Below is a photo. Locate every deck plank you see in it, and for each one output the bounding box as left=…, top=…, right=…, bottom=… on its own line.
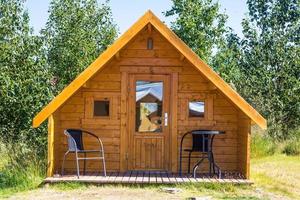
left=136, top=171, right=144, bottom=183
left=129, top=171, right=137, bottom=183
left=142, top=171, right=149, bottom=183
left=115, top=172, right=124, bottom=183
left=174, top=173, right=184, bottom=183
left=149, top=172, right=156, bottom=183
left=167, top=172, right=177, bottom=184
left=107, top=172, right=117, bottom=183
left=156, top=172, right=163, bottom=184
left=44, top=171, right=252, bottom=185
left=122, top=171, right=132, bottom=183
left=161, top=172, right=169, bottom=184
left=181, top=174, right=191, bottom=183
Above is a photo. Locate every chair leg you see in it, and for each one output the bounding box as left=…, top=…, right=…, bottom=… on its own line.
left=75, top=151, right=80, bottom=179
left=101, top=151, right=106, bottom=177
left=193, top=158, right=205, bottom=178
left=188, top=151, right=192, bottom=174
left=83, top=152, right=86, bottom=175
left=61, top=151, right=69, bottom=176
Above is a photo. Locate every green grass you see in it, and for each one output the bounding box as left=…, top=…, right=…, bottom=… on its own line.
left=1, top=135, right=299, bottom=199
left=0, top=163, right=44, bottom=198
left=251, top=154, right=300, bottom=199
left=2, top=156, right=299, bottom=199
left=49, top=182, right=88, bottom=191
left=0, top=143, right=45, bottom=198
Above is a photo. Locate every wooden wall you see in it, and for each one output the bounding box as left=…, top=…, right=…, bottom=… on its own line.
left=177, top=60, right=239, bottom=173
left=237, top=112, right=251, bottom=178
left=51, top=25, right=250, bottom=177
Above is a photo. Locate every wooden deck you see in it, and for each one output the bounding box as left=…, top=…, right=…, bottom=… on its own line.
left=44, top=171, right=253, bottom=185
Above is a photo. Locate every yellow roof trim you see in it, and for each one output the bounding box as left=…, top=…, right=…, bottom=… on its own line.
left=33, top=10, right=267, bottom=129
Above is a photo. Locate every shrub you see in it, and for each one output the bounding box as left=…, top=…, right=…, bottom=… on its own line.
left=251, top=134, right=277, bottom=158
left=282, top=139, right=300, bottom=156
left=0, top=141, right=45, bottom=196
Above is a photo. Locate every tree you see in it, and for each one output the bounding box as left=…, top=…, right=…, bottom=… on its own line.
left=239, top=0, right=300, bottom=139
left=43, top=0, right=118, bottom=92
left=164, top=0, right=228, bottom=62
left=211, top=30, right=242, bottom=87
left=0, top=0, right=53, bottom=156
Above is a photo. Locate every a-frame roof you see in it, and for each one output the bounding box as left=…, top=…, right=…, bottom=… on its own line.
left=33, top=10, right=267, bottom=129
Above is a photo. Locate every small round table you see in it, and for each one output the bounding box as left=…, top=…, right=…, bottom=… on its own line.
left=179, top=130, right=225, bottom=178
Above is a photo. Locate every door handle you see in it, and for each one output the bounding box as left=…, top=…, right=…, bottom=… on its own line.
left=164, top=112, right=168, bottom=126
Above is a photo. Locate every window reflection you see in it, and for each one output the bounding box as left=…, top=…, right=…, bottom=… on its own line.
left=94, top=100, right=109, bottom=117
left=189, top=101, right=205, bottom=118
left=136, top=81, right=163, bottom=132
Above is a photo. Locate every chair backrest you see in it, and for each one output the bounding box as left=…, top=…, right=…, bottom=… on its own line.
left=65, top=129, right=84, bottom=151
left=191, top=130, right=209, bottom=152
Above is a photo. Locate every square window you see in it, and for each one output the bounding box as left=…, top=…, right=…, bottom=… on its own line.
left=189, top=101, right=205, bottom=118
left=94, top=100, right=109, bottom=117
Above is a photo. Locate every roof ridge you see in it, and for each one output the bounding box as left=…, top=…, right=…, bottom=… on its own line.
left=33, top=10, right=267, bottom=129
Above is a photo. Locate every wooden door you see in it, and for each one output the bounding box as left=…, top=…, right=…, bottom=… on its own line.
left=128, top=74, right=170, bottom=170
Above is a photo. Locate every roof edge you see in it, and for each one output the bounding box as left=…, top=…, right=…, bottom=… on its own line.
left=32, top=10, right=153, bottom=127
left=33, top=10, right=267, bottom=130
left=148, top=13, right=267, bottom=129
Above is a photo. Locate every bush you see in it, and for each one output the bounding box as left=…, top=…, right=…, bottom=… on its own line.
left=0, top=142, right=45, bottom=196
left=251, top=134, right=277, bottom=158
left=282, top=139, right=300, bottom=156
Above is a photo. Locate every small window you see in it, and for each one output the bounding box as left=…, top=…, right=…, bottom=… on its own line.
left=147, top=37, right=153, bottom=49
left=94, top=100, right=109, bottom=117
left=189, top=101, right=205, bottom=118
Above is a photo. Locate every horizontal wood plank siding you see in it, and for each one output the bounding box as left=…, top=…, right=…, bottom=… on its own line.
left=51, top=26, right=248, bottom=177
left=177, top=60, right=238, bottom=173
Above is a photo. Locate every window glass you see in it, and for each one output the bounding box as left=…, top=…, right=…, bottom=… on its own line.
left=136, top=81, right=163, bottom=132
left=147, top=37, right=153, bottom=49
left=189, top=101, right=205, bottom=118
left=94, top=100, right=109, bottom=117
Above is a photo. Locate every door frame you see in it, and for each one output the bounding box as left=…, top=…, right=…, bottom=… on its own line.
left=120, top=71, right=178, bottom=173
left=127, top=74, right=170, bottom=171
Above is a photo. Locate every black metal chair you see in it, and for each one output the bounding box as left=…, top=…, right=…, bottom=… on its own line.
left=179, top=130, right=224, bottom=178
left=61, top=129, right=106, bottom=178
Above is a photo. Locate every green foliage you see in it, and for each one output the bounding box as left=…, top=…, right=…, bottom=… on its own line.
left=251, top=134, right=277, bottom=158
left=282, top=138, right=300, bottom=155
left=0, top=0, right=52, bottom=155
left=0, top=142, right=44, bottom=197
left=0, top=0, right=118, bottom=194
left=211, top=31, right=242, bottom=85
left=43, top=0, right=117, bottom=92
left=238, top=0, right=300, bottom=139
left=0, top=159, right=44, bottom=192
left=251, top=131, right=300, bottom=157
left=166, top=0, right=300, bottom=140
left=164, top=0, right=228, bottom=62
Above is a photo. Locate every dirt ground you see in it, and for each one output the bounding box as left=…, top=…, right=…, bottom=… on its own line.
left=7, top=186, right=184, bottom=200
left=5, top=184, right=292, bottom=200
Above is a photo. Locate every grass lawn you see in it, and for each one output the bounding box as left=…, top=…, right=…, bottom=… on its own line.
left=251, top=154, right=300, bottom=199
left=1, top=154, right=299, bottom=200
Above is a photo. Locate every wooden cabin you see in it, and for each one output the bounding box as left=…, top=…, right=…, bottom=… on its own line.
left=33, top=10, right=266, bottom=180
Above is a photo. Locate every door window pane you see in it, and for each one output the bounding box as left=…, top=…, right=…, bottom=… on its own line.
left=136, top=81, right=163, bottom=132
left=189, top=101, right=205, bottom=118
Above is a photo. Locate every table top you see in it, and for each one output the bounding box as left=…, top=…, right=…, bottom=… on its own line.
left=190, top=130, right=225, bottom=135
